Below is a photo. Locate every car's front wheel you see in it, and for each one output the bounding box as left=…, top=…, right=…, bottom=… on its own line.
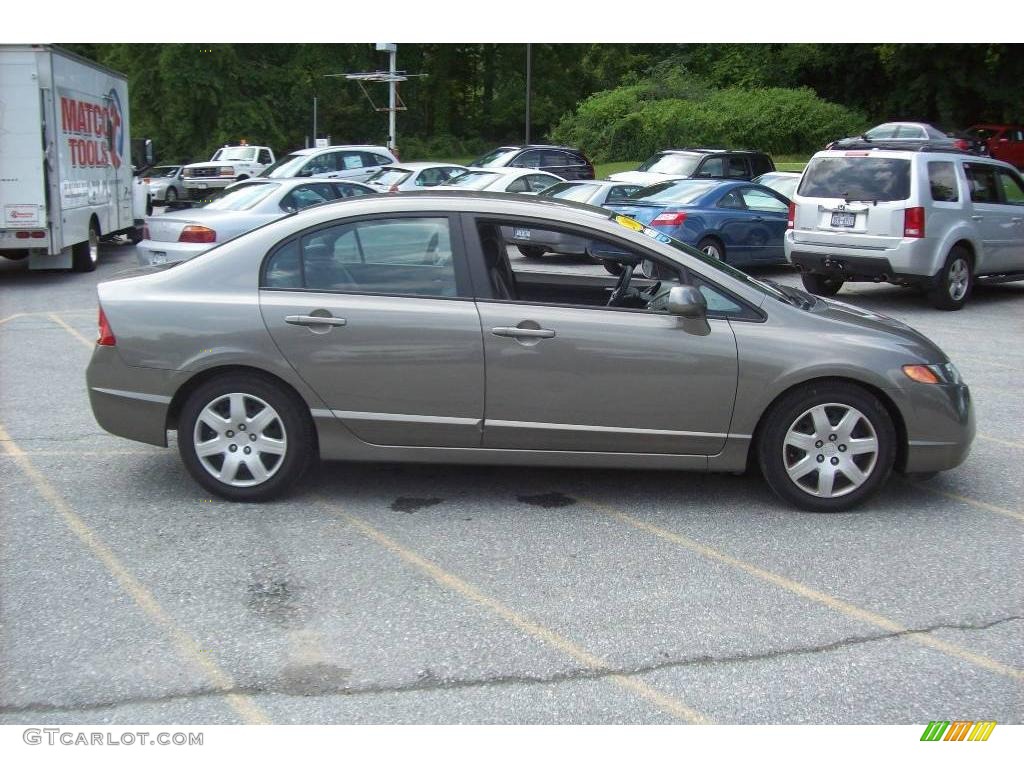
left=178, top=374, right=315, bottom=501
left=165, top=187, right=178, bottom=203
left=758, top=381, right=896, bottom=512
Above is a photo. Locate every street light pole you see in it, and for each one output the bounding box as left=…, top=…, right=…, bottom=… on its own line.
left=525, top=43, right=532, bottom=145
left=313, top=95, right=317, bottom=144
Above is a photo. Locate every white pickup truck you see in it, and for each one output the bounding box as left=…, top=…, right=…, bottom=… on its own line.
left=181, top=145, right=275, bottom=198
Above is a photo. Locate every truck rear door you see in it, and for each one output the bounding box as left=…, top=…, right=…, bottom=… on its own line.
left=0, top=50, right=48, bottom=244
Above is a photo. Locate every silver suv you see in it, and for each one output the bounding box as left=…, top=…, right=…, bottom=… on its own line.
left=785, top=145, right=1024, bottom=309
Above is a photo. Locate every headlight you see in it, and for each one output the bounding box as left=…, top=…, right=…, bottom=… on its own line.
left=902, top=363, right=963, bottom=385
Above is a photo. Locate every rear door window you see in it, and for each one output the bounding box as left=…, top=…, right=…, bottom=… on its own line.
left=696, top=157, right=725, bottom=178
left=798, top=157, right=911, bottom=201
left=340, top=153, right=366, bottom=170
left=996, top=169, right=1024, bottom=204
left=964, top=164, right=1001, bottom=203
left=511, top=150, right=543, bottom=169
left=279, top=183, right=336, bottom=212
left=726, top=157, right=748, bottom=178
left=927, top=162, right=959, bottom=202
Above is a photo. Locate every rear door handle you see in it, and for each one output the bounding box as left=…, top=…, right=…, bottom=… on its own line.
left=491, top=326, right=556, bottom=339
left=285, top=315, right=347, bottom=327
left=751, top=216, right=766, bottom=222
left=1012, top=217, right=1023, bottom=223
left=971, top=215, right=984, bottom=221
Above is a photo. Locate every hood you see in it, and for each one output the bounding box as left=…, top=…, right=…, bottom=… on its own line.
left=812, top=295, right=947, bottom=361
left=606, top=170, right=686, bottom=186
left=185, top=161, right=237, bottom=170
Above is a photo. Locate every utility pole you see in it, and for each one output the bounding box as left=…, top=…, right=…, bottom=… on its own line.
left=375, top=43, right=399, bottom=153
left=312, top=95, right=318, bottom=144
left=525, top=43, right=532, bottom=145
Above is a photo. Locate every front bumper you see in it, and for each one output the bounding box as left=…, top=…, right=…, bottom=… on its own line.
left=900, top=382, right=975, bottom=473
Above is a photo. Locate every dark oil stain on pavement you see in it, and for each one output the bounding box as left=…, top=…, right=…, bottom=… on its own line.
left=391, top=497, right=443, bottom=513
left=247, top=570, right=301, bottom=627
left=517, top=492, right=576, bottom=508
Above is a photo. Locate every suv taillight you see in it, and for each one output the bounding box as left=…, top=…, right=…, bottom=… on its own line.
left=179, top=225, right=216, bottom=243
left=97, top=307, right=116, bottom=346
left=953, top=138, right=970, bottom=151
left=904, top=207, right=925, bottom=238
left=787, top=201, right=796, bottom=230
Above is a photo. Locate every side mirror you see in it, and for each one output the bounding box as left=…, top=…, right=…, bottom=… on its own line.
left=667, top=285, right=707, bottom=318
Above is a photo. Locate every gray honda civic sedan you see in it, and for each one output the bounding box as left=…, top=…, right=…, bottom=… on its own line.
left=86, top=193, right=974, bottom=511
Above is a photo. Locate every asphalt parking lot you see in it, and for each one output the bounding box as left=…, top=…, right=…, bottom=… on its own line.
left=0, top=239, right=1021, bottom=725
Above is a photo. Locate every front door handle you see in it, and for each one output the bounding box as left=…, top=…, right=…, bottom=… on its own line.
left=751, top=216, right=765, bottom=222
left=971, top=215, right=984, bottom=221
left=491, top=326, right=556, bottom=339
left=285, top=314, right=347, bottom=327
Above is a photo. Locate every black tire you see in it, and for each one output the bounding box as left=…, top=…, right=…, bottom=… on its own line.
left=165, top=187, right=178, bottom=203
left=177, top=373, right=315, bottom=502
left=71, top=220, right=99, bottom=273
left=517, top=245, right=546, bottom=258
left=800, top=272, right=844, bottom=297
left=128, top=227, right=144, bottom=245
left=3, top=251, right=28, bottom=261
left=757, top=380, right=896, bottom=512
left=697, top=237, right=726, bottom=262
left=927, top=245, right=973, bottom=311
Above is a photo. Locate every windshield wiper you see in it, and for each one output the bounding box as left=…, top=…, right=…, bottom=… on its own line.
left=761, top=279, right=814, bottom=309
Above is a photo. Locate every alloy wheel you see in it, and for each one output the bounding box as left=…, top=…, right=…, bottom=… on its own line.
left=782, top=403, right=879, bottom=498
left=947, top=257, right=970, bottom=301
left=192, top=393, right=288, bottom=487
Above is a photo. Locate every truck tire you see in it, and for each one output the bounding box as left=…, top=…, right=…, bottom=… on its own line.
left=72, top=221, right=100, bottom=273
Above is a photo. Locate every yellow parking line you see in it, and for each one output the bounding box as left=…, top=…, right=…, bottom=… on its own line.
left=47, top=312, right=93, bottom=349
left=583, top=498, right=1023, bottom=682
left=333, top=506, right=710, bottom=724
left=0, top=423, right=269, bottom=724
left=912, top=483, right=1024, bottom=524
left=977, top=433, right=1024, bottom=451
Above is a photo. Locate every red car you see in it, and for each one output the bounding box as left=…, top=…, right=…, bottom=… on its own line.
left=965, top=124, right=1024, bottom=168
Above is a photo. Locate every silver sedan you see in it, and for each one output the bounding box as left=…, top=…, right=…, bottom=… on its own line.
left=142, top=165, right=187, bottom=203
left=431, top=167, right=563, bottom=194
left=89, top=193, right=974, bottom=511
left=136, top=178, right=376, bottom=266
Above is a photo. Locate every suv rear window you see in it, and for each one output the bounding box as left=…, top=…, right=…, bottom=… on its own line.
left=798, top=157, right=911, bottom=202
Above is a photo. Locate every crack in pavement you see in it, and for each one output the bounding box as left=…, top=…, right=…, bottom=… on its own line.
left=2, top=615, right=1019, bottom=717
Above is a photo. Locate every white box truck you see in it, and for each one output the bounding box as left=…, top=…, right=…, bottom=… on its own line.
left=0, top=45, right=145, bottom=272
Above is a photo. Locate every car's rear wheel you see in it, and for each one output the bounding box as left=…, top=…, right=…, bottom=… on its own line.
left=758, top=381, right=896, bottom=512
left=697, top=237, right=725, bottom=262
left=517, top=245, right=546, bottom=258
left=72, top=220, right=99, bottom=272
left=178, top=374, right=315, bottom=501
left=800, top=272, right=844, bottom=297
left=927, top=245, right=972, bottom=311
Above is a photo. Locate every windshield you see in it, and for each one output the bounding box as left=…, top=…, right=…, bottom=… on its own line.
left=445, top=171, right=499, bottom=189
left=629, top=180, right=719, bottom=204
left=368, top=168, right=413, bottom=186
left=472, top=148, right=519, bottom=167
left=636, top=152, right=702, bottom=176
left=798, top=157, right=911, bottom=202
left=202, top=182, right=279, bottom=211
left=609, top=213, right=792, bottom=305
left=213, top=147, right=258, bottom=162
left=259, top=153, right=309, bottom=178
left=541, top=183, right=601, bottom=202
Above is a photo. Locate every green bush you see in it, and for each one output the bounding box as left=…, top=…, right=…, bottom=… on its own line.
left=398, top=133, right=493, bottom=162
left=552, top=77, right=868, bottom=162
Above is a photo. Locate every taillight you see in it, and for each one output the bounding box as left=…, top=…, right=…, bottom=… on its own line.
left=954, top=138, right=969, bottom=151
left=14, top=230, right=45, bottom=239
left=178, top=225, right=216, bottom=243
left=651, top=211, right=687, bottom=227
left=142, top=223, right=150, bottom=240
left=787, top=201, right=796, bottom=229
left=904, top=207, right=925, bottom=238
left=97, top=307, right=116, bottom=346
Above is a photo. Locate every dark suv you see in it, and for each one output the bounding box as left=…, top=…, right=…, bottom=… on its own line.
left=470, top=145, right=596, bottom=180
left=608, top=149, right=775, bottom=187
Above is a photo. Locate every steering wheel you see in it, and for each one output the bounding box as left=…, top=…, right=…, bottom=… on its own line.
left=606, top=264, right=634, bottom=306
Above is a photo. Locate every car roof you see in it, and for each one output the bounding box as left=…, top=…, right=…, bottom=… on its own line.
left=659, top=148, right=764, bottom=156
left=550, top=179, right=634, bottom=187
left=381, top=162, right=466, bottom=171
left=755, top=171, right=801, bottom=178
left=285, top=145, right=393, bottom=157
left=230, top=177, right=376, bottom=189
left=490, top=144, right=583, bottom=152
left=811, top=147, right=1018, bottom=168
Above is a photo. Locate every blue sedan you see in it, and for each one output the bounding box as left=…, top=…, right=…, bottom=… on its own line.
left=605, top=179, right=791, bottom=266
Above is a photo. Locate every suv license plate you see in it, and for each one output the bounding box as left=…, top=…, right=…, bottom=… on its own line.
left=831, top=212, right=856, bottom=227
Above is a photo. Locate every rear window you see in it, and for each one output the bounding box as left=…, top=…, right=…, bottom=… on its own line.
left=798, top=157, right=911, bottom=202
left=543, top=183, right=601, bottom=202
left=369, top=168, right=412, bottom=186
